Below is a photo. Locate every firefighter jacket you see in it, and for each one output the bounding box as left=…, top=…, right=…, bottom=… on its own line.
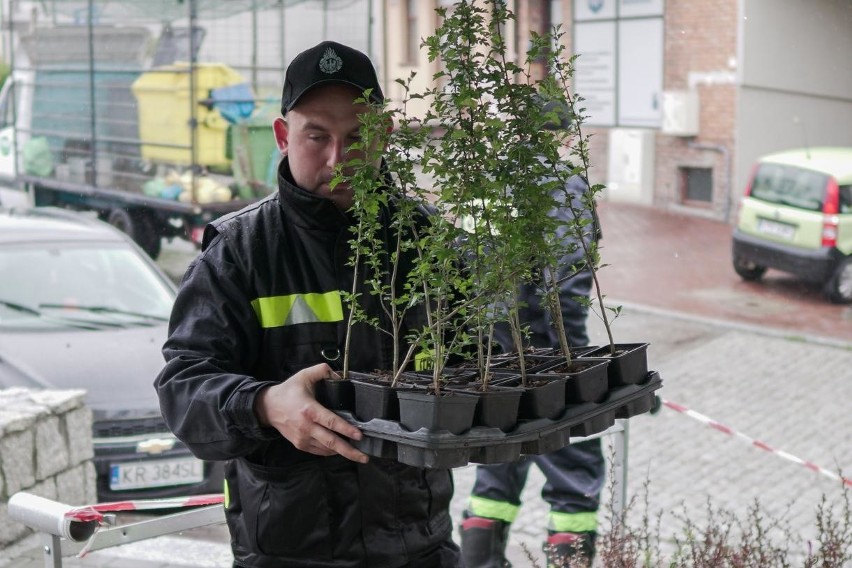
left=155, top=159, right=455, bottom=568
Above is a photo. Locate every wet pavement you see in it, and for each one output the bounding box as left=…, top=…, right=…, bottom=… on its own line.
left=595, top=201, right=852, bottom=345
left=3, top=201, right=850, bottom=567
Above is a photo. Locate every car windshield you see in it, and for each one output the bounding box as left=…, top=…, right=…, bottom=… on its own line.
left=749, top=163, right=829, bottom=212
left=0, top=241, right=174, bottom=330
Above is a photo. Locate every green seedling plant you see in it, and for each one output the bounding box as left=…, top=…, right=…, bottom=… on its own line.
left=336, top=89, right=385, bottom=381
left=544, top=32, right=622, bottom=356
left=339, top=81, right=475, bottom=394
left=420, top=0, right=570, bottom=387
left=420, top=0, right=520, bottom=387
left=420, top=0, right=609, bottom=381
left=520, top=37, right=615, bottom=365
left=337, top=84, right=433, bottom=385
left=339, top=0, right=621, bottom=395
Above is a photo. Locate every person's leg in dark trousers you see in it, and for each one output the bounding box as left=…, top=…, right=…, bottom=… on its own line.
left=534, top=441, right=604, bottom=532
left=536, top=268, right=602, bottom=564
left=464, top=264, right=601, bottom=566
left=461, top=460, right=534, bottom=567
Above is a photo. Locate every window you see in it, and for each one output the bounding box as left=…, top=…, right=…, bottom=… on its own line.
left=750, top=163, right=827, bottom=212
left=573, top=1, right=664, bottom=127
left=680, top=167, right=713, bottom=204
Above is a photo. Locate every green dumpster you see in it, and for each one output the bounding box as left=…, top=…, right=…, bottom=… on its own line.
left=227, top=102, right=280, bottom=199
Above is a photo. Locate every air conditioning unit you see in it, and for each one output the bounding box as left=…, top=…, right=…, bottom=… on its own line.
left=662, top=90, right=699, bottom=137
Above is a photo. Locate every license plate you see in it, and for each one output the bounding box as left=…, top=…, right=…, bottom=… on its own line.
left=756, top=218, right=795, bottom=240
left=110, top=457, right=204, bottom=491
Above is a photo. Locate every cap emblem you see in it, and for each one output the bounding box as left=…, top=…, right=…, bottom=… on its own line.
left=319, top=47, right=343, bottom=74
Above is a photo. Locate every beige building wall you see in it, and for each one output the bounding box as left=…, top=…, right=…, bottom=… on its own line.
left=383, top=0, right=440, bottom=117
left=735, top=0, right=852, bottom=199
left=382, top=0, right=520, bottom=118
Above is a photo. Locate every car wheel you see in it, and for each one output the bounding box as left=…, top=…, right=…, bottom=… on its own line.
left=106, top=208, right=162, bottom=260
left=136, top=214, right=163, bottom=260
left=824, top=257, right=852, bottom=304
left=732, top=255, right=766, bottom=281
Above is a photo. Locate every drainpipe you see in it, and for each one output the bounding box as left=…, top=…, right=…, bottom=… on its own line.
left=687, top=140, right=733, bottom=223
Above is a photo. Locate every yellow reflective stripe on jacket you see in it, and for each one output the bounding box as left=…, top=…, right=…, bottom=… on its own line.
left=250, top=291, right=344, bottom=328
left=469, top=496, right=520, bottom=523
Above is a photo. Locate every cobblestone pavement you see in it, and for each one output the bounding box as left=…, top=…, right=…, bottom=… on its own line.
left=4, top=201, right=850, bottom=567
left=496, top=309, right=851, bottom=566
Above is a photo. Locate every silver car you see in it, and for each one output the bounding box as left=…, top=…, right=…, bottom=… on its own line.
left=0, top=206, right=223, bottom=502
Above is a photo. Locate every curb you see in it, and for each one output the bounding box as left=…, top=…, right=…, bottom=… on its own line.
left=609, top=298, right=852, bottom=350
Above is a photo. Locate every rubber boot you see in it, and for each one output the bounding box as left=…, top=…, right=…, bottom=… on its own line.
left=459, top=516, right=512, bottom=568
left=542, top=532, right=596, bottom=568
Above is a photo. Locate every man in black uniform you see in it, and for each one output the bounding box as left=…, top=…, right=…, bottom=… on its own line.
left=155, top=41, right=461, bottom=568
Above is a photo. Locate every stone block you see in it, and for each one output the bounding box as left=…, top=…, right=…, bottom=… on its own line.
left=29, top=389, right=87, bottom=415
left=35, top=416, right=70, bottom=481
left=0, top=501, right=31, bottom=548
left=55, top=464, right=91, bottom=506
left=82, top=461, right=97, bottom=504
left=0, top=430, right=35, bottom=496
left=0, top=408, right=38, bottom=437
left=29, top=477, right=58, bottom=501
left=64, top=407, right=94, bottom=465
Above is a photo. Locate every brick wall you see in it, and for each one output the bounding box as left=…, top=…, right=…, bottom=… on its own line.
left=0, top=388, right=96, bottom=548
left=657, top=0, right=738, bottom=218
left=518, top=0, right=740, bottom=219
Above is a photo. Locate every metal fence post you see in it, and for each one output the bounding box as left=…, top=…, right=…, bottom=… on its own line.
left=608, top=419, right=629, bottom=520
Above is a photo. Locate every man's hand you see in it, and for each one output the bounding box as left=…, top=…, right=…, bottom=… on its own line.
left=255, top=363, right=368, bottom=464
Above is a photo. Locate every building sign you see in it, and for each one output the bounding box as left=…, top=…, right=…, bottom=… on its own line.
left=574, top=0, right=616, bottom=21
left=574, top=21, right=616, bottom=126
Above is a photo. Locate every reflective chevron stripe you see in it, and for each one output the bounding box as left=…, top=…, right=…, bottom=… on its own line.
left=549, top=510, right=598, bottom=533
left=251, top=291, right=344, bottom=328
left=469, top=496, right=519, bottom=523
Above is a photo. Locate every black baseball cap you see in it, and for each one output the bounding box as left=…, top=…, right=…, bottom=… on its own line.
left=281, top=41, right=384, bottom=115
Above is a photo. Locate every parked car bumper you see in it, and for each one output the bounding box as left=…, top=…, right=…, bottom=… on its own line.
left=92, top=416, right=224, bottom=503
left=732, top=229, right=838, bottom=282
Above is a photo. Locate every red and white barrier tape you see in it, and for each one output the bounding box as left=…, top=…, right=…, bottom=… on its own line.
left=62, top=493, right=224, bottom=558
left=662, top=399, right=851, bottom=488
left=65, top=493, right=224, bottom=523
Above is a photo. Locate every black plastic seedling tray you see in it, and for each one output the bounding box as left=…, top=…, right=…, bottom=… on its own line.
left=341, top=371, right=663, bottom=468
